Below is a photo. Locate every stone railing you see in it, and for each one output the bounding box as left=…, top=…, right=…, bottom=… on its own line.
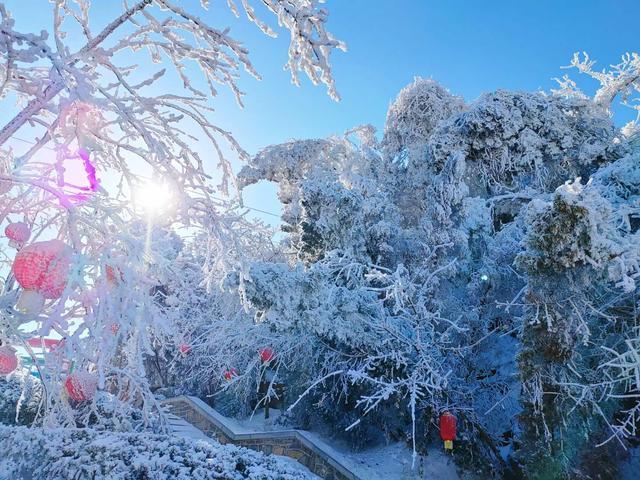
left=162, top=395, right=362, bottom=480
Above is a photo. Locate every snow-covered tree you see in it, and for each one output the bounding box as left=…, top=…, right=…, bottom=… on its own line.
left=0, top=0, right=344, bottom=429
left=184, top=53, right=640, bottom=478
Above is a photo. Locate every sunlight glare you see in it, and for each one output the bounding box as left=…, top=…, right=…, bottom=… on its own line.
left=135, top=181, right=174, bottom=216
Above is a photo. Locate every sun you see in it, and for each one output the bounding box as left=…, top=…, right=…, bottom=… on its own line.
left=135, top=181, right=175, bottom=216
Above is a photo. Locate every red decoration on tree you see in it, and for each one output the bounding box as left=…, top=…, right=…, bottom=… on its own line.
left=65, top=372, right=97, bottom=402
left=5, top=222, right=31, bottom=249
left=179, top=343, right=191, bottom=355
left=259, top=347, right=275, bottom=363
left=439, top=411, right=457, bottom=451
left=110, top=323, right=120, bottom=334
left=26, top=338, right=61, bottom=350
left=0, top=345, right=18, bottom=375
left=12, top=239, right=72, bottom=314
left=223, top=368, right=238, bottom=381
left=105, top=264, right=124, bottom=286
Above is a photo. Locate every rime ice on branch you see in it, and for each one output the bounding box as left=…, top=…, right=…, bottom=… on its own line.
left=0, top=0, right=343, bottom=428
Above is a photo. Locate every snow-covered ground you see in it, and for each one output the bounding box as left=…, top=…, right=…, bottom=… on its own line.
left=215, top=408, right=460, bottom=480
left=338, top=442, right=460, bottom=480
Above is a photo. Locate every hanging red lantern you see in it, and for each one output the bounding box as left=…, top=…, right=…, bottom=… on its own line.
left=223, top=368, right=238, bottom=381
left=439, top=411, right=457, bottom=451
left=259, top=347, right=275, bottom=364
left=0, top=345, right=18, bottom=375
left=179, top=343, right=191, bottom=355
left=5, top=222, right=31, bottom=249
left=65, top=372, right=97, bottom=402
left=12, top=239, right=72, bottom=314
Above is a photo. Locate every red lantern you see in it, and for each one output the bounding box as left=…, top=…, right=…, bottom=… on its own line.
left=439, top=411, right=457, bottom=450
left=259, top=347, right=275, bottom=364
left=179, top=343, right=191, bottom=355
left=223, top=368, right=238, bottom=381
left=5, top=222, right=31, bottom=249
left=12, top=239, right=72, bottom=314
left=0, top=346, right=18, bottom=375
left=65, top=372, right=97, bottom=402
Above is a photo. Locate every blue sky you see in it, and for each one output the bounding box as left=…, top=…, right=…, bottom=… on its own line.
left=221, top=0, right=639, bottom=221
left=5, top=0, right=640, bottom=223
left=212, top=0, right=639, bottom=144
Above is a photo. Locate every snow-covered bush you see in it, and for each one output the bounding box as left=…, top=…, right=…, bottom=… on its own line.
left=0, top=425, right=312, bottom=479
left=0, top=369, right=42, bottom=426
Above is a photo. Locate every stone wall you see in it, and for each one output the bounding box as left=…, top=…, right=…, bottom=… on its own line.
left=163, top=396, right=360, bottom=480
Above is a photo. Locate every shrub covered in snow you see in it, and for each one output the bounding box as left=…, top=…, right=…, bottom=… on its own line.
left=0, top=425, right=312, bottom=480
left=0, top=370, right=42, bottom=426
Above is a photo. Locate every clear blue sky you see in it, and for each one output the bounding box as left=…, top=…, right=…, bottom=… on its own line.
left=5, top=0, right=640, bottom=223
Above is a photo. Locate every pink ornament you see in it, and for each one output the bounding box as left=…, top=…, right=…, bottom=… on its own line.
left=0, top=346, right=18, bottom=375
left=12, top=239, right=72, bottom=314
left=110, top=323, right=120, bottom=334
left=65, top=372, right=97, bottom=402
left=179, top=343, right=191, bottom=355
left=259, top=347, right=275, bottom=364
left=56, top=147, right=99, bottom=205
left=5, top=222, right=31, bottom=249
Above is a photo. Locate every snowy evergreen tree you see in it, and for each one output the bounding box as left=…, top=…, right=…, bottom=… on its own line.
left=200, top=53, right=640, bottom=478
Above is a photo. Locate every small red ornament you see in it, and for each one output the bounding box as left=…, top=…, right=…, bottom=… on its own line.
left=179, top=343, right=191, bottom=355
left=439, top=411, right=457, bottom=451
left=0, top=346, right=18, bottom=375
left=259, top=347, right=275, bottom=364
left=223, top=368, right=238, bottom=381
left=65, top=372, right=97, bottom=402
left=105, top=264, right=124, bottom=285
left=5, top=222, right=31, bottom=249
left=12, top=239, right=72, bottom=314
left=110, top=323, right=120, bottom=334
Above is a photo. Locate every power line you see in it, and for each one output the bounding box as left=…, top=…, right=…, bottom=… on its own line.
left=10, top=135, right=56, bottom=151
left=5, top=134, right=282, bottom=219
left=230, top=201, right=281, bottom=218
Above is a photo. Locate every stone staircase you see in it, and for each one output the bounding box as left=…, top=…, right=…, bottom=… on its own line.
left=162, top=395, right=362, bottom=480
left=165, top=411, right=213, bottom=442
